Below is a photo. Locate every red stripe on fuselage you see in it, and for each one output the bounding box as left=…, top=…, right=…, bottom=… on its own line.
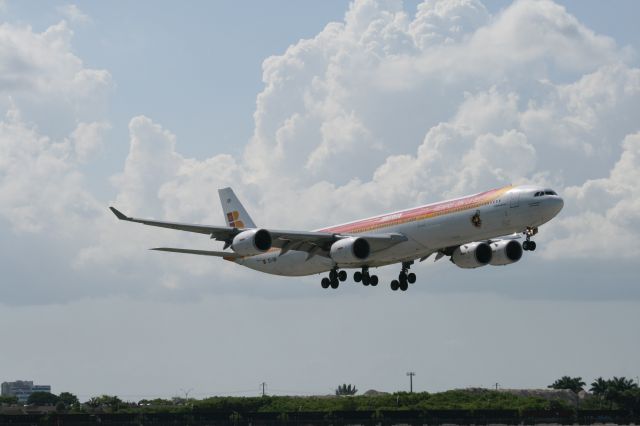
left=319, top=186, right=512, bottom=235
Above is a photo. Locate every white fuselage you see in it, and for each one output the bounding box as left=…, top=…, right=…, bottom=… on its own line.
left=234, top=185, right=563, bottom=276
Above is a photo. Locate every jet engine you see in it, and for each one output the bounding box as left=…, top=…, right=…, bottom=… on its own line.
left=330, top=237, right=370, bottom=264
left=231, top=229, right=272, bottom=256
left=450, top=242, right=492, bottom=269
left=489, top=239, right=523, bottom=265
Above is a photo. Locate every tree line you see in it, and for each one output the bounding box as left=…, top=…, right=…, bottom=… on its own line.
left=1, top=376, right=638, bottom=414
left=548, top=376, right=639, bottom=410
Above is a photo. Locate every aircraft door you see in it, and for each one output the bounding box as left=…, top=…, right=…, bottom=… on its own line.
left=509, top=192, right=520, bottom=208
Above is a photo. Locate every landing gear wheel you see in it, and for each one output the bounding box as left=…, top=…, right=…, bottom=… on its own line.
left=370, top=275, right=378, bottom=286
left=330, top=279, right=339, bottom=289
left=529, top=241, right=537, bottom=251
left=329, top=269, right=337, bottom=281
left=399, top=280, right=408, bottom=291
left=353, top=271, right=362, bottom=282
left=390, top=280, right=399, bottom=291
left=362, top=274, right=370, bottom=286
left=407, top=273, right=416, bottom=284
left=321, top=278, right=330, bottom=289
left=338, top=270, right=347, bottom=282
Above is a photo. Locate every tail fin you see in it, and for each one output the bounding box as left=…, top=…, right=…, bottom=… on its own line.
left=218, top=187, right=256, bottom=229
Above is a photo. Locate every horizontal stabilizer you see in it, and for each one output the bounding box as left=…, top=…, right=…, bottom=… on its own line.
left=151, top=247, right=241, bottom=259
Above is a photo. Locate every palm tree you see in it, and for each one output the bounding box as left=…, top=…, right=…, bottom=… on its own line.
left=590, top=377, right=609, bottom=408
left=548, top=376, right=586, bottom=393
left=335, top=384, right=358, bottom=396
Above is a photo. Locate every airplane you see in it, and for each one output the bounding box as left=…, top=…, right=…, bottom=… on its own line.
left=110, top=184, right=563, bottom=292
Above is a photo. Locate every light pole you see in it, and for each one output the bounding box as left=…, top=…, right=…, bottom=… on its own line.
left=180, top=388, right=193, bottom=402
left=406, top=372, right=416, bottom=393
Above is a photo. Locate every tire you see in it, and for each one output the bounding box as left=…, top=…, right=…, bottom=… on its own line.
left=338, top=270, right=347, bottom=282
left=399, top=273, right=407, bottom=286
left=329, top=270, right=337, bottom=281
left=407, top=273, right=416, bottom=284
left=530, top=241, right=537, bottom=251
left=321, top=278, right=330, bottom=289
left=362, top=274, right=370, bottom=286
left=390, top=280, right=399, bottom=291
left=370, top=275, right=379, bottom=286
left=523, top=241, right=530, bottom=251
left=400, top=280, right=408, bottom=291
left=353, top=271, right=362, bottom=282
left=330, top=279, right=339, bottom=289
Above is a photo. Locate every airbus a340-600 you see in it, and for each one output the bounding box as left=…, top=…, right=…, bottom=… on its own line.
left=110, top=185, right=563, bottom=292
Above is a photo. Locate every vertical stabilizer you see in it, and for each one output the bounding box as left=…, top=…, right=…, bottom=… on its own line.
left=218, top=188, right=256, bottom=229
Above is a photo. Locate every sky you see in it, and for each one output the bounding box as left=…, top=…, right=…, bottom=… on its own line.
left=1, top=0, right=639, bottom=401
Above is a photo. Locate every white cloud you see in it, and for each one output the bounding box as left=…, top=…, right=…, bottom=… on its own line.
left=1, top=0, right=639, bottom=306
left=0, top=106, right=101, bottom=233
left=58, top=4, right=91, bottom=24
left=544, top=132, right=640, bottom=259
left=71, top=121, right=110, bottom=162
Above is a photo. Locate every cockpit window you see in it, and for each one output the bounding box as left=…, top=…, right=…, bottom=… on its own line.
left=534, top=192, right=543, bottom=197
left=544, top=190, right=557, bottom=195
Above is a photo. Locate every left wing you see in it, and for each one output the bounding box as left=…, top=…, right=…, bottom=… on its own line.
left=110, top=207, right=407, bottom=258
left=109, top=207, right=238, bottom=243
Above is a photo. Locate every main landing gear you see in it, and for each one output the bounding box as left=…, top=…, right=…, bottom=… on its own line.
left=353, top=267, right=379, bottom=286
left=321, top=267, right=347, bottom=289
left=523, top=227, right=538, bottom=251
left=390, top=261, right=416, bottom=292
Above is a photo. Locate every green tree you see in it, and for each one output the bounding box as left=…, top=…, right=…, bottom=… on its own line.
left=335, top=384, right=358, bottom=396
left=97, top=395, right=124, bottom=411
left=27, top=391, right=59, bottom=406
left=0, top=395, right=19, bottom=405
left=58, top=392, right=80, bottom=408
left=590, top=377, right=609, bottom=408
left=548, top=376, right=586, bottom=393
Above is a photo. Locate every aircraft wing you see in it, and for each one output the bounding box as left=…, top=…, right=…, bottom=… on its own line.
left=110, top=207, right=407, bottom=257
left=109, top=207, right=238, bottom=242
left=151, top=248, right=242, bottom=259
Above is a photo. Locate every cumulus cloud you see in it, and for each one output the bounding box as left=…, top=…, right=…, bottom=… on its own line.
left=1, top=0, right=639, bottom=305
left=58, top=4, right=91, bottom=24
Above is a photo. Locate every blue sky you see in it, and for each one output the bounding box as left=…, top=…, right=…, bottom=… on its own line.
left=1, top=0, right=639, bottom=400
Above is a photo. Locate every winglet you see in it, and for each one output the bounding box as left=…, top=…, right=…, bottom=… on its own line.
left=109, top=206, right=130, bottom=221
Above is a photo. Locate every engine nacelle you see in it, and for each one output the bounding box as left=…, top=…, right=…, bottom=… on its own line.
left=451, top=242, right=492, bottom=269
left=231, top=229, right=272, bottom=256
left=330, top=237, right=370, bottom=265
left=489, top=239, right=523, bottom=265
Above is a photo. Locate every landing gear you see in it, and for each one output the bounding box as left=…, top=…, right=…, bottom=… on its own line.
left=523, top=227, right=538, bottom=251
left=391, top=261, right=415, bottom=291
left=354, top=267, right=379, bottom=287
left=321, top=267, right=345, bottom=289
left=321, top=268, right=352, bottom=289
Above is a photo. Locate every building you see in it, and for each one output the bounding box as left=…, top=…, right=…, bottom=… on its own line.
left=1, top=381, right=52, bottom=404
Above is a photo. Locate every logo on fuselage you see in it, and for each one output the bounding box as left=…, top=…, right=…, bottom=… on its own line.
left=471, top=210, right=482, bottom=228
left=227, top=211, right=245, bottom=228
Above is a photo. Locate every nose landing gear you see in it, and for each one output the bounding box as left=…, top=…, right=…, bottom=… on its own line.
left=523, top=227, right=538, bottom=251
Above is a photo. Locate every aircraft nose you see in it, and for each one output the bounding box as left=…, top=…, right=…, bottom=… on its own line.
left=551, top=196, right=564, bottom=216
